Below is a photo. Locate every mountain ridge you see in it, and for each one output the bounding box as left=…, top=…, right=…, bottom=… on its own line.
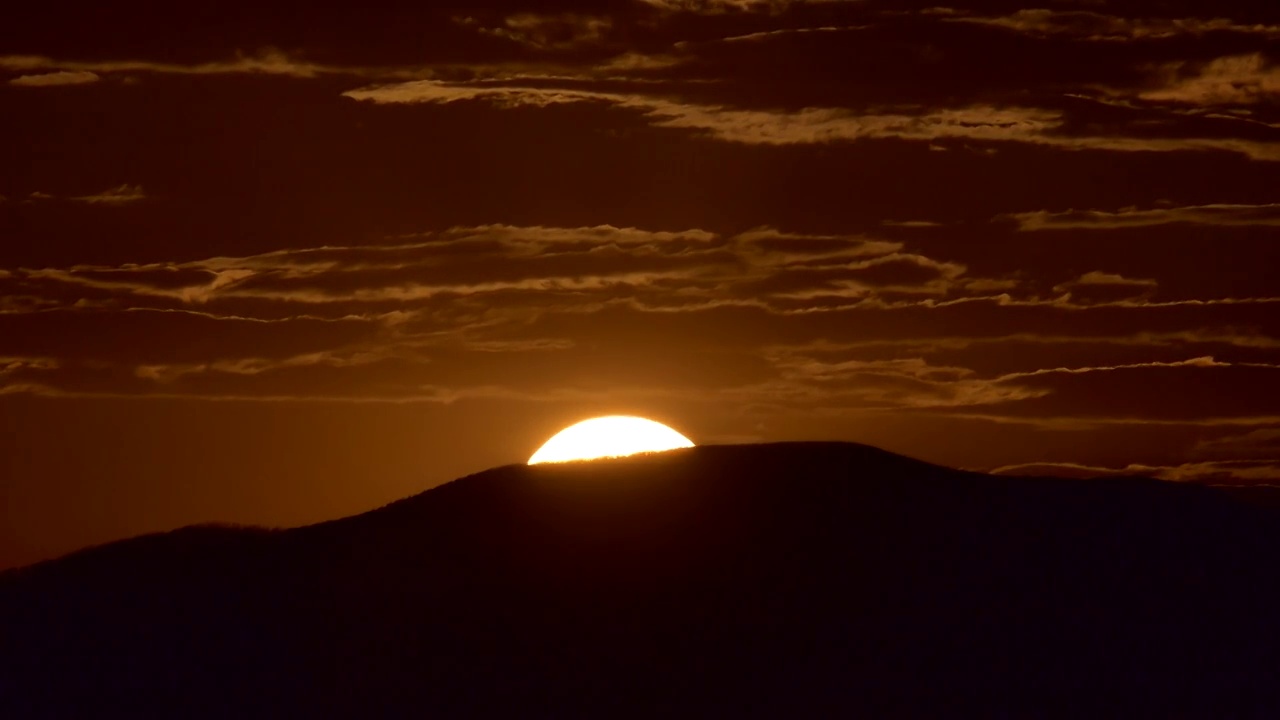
left=4, top=441, right=1279, bottom=717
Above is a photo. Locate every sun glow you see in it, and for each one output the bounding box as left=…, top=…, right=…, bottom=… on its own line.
left=528, top=416, right=695, bottom=464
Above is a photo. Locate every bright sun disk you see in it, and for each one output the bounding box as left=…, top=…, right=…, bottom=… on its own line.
left=528, top=416, right=695, bottom=464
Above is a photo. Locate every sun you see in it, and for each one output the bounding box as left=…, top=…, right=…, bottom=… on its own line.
left=528, top=416, right=695, bottom=464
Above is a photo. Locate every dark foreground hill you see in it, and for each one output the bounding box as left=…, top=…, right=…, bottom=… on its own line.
left=4, top=442, right=1280, bottom=717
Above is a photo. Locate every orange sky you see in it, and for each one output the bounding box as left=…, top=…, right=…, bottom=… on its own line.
left=2, top=0, right=1279, bottom=568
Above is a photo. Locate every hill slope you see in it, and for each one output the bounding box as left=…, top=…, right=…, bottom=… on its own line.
left=3, top=442, right=1280, bottom=717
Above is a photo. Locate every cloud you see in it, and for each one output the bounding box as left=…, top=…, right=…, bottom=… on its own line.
left=1006, top=203, right=1280, bottom=230
left=71, top=184, right=147, bottom=205
left=1193, top=429, right=1280, bottom=460
left=990, top=459, right=1280, bottom=485
left=947, top=10, right=1280, bottom=42
left=772, top=328, right=1280, bottom=356
left=882, top=220, right=944, bottom=228
left=637, top=0, right=791, bottom=14
left=462, top=13, right=615, bottom=50
left=0, top=185, right=148, bottom=206
left=644, top=104, right=1058, bottom=146
left=39, top=221, right=1240, bottom=320
left=1053, top=271, right=1158, bottom=305
left=4, top=296, right=1278, bottom=412
left=759, top=351, right=1274, bottom=416
left=8, top=15, right=1280, bottom=163
left=0, top=313, right=780, bottom=404
left=950, top=358, right=1280, bottom=425
left=0, top=309, right=383, bottom=366
left=8, top=225, right=919, bottom=311
left=736, top=253, right=966, bottom=299
left=0, top=357, right=59, bottom=375
left=767, top=329, right=1280, bottom=394
left=715, top=25, right=861, bottom=43
left=997, top=356, right=1233, bottom=380
left=8, top=70, right=100, bottom=87
left=1140, top=54, right=1280, bottom=106
left=743, top=354, right=1049, bottom=410
left=0, top=379, right=696, bottom=405
left=132, top=348, right=395, bottom=384
left=0, top=50, right=350, bottom=80
left=345, top=81, right=1055, bottom=145
left=341, top=78, right=611, bottom=107
left=492, top=290, right=1280, bottom=358
left=343, top=78, right=1280, bottom=159
left=5, top=217, right=1279, bottom=412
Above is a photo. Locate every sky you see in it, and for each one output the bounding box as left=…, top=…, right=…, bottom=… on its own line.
left=2, top=0, right=1279, bottom=568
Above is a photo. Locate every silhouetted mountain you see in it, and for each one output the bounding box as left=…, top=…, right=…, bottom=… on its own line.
left=4, top=442, right=1280, bottom=717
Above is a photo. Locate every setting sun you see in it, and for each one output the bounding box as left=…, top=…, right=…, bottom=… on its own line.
left=528, top=416, right=695, bottom=464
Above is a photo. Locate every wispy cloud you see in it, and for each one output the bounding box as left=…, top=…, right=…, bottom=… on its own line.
left=343, top=78, right=1280, bottom=159
left=638, top=0, right=792, bottom=14
left=9, top=70, right=100, bottom=87
left=990, top=459, right=1280, bottom=484
left=998, top=355, right=1235, bottom=380
left=757, top=351, right=1272, bottom=415
left=458, top=13, right=615, bottom=50
left=0, top=50, right=362, bottom=80
left=1141, top=53, right=1280, bottom=106
left=7, top=225, right=911, bottom=309
left=3, top=185, right=148, bottom=205
left=0, top=357, right=59, bottom=375
left=1053, top=272, right=1159, bottom=305
left=72, top=184, right=147, bottom=205
left=947, top=10, right=1280, bottom=42
left=1193, top=428, right=1280, bottom=460
left=41, top=222, right=1261, bottom=318
left=1006, top=203, right=1280, bottom=230
left=346, top=80, right=1055, bottom=146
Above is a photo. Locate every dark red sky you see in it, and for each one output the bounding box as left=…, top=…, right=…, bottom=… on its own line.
left=2, top=0, right=1279, bottom=568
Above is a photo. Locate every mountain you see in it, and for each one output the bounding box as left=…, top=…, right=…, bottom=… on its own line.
left=3, top=442, right=1280, bottom=717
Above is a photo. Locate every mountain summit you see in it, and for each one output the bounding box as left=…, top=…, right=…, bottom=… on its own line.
left=3, top=442, right=1279, bottom=717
